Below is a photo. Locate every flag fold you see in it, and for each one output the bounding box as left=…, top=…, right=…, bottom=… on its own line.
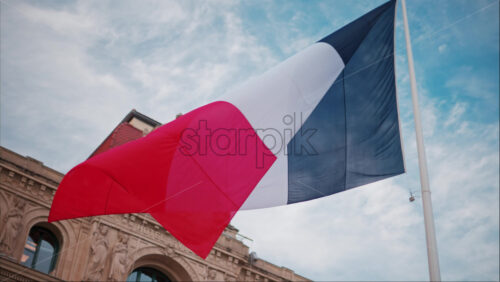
left=49, top=0, right=403, bottom=259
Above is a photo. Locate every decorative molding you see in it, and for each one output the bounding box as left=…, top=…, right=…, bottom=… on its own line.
left=0, top=165, right=55, bottom=210
left=0, top=197, right=26, bottom=258
left=108, top=233, right=131, bottom=281
left=84, top=224, right=110, bottom=281
left=0, top=256, right=63, bottom=281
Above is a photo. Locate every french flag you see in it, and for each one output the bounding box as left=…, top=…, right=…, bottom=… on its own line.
left=49, top=0, right=404, bottom=258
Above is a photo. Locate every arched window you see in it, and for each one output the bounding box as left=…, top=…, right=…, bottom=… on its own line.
left=127, top=267, right=171, bottom=282
left=20, top=226, right=59, bottom=274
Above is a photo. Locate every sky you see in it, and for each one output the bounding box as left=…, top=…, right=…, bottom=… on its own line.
left=0, top=0, right=498, bottom=281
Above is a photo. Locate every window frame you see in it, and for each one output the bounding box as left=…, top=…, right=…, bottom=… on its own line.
left=22, top=226, right=60, bottom=274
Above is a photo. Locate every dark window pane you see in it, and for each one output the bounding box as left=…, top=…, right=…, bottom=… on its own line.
left=127, top=271, right=138, bottom=282
left=127, top=268, right=170, bottom=282
left=156, top=274, right=169, bottom=282
left=34, top=239, right=55, bottom=273
left=139, top=271, right=153, bottom=282
left=21, top=235, right=36, bottom=267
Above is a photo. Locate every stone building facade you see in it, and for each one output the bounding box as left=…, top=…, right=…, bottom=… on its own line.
left=0, top=110, right=309, bottom=281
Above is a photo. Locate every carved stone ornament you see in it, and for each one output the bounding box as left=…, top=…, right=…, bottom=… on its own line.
left=109, top=233, right=130, bottom=281
left=208, top=268, right=217, bottom=280
left=0, top=198, right=26, bottom=257
left=224, top=273, right=237, bottom=282
left=161, top=242, right=175, bottom=257
left=193, top=263, right=207, bottom=280
left=85, top=224, right=109, bottom=281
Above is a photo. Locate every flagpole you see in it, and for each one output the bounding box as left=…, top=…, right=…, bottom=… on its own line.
left=400, top=0, right=441, bottom=281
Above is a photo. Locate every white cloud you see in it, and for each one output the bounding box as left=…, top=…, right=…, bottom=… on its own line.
left=438, top=44, right=447, bottom=53
left=0, top=0, right=277, bottom=169
left=445, top=66, right=497, bottom=99
left=444, top=102, right=466, bottom=126
left=233, top=180, right=429, bottom=280
left=1, top=1, right=137, bottom=169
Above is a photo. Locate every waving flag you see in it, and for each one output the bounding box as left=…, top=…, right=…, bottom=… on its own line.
left=49, top=0, right=403, bottom=258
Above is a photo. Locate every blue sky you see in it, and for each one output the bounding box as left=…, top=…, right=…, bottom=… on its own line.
left=1, top=0, right=498, bottom=280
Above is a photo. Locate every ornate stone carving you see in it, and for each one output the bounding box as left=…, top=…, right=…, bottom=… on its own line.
left=191, top=262, right=207, bottom=280
left=1, top=170, right=17, bottom=187
left=158, top=240, right=176, bottom=258
left=109, top=233, right=130, bottom=281
left=85, top=224, right=109, bottom=281
left=0, top=198, right=25, bottom=257
left=207, top=267, right=225, bottom=281
left=208, top=268, right=217, bottom=280
left=224, top=273, right=237, bottom=282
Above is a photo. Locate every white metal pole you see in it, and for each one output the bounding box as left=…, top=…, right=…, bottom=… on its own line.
left=400, top=0, right=441, bottom=281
